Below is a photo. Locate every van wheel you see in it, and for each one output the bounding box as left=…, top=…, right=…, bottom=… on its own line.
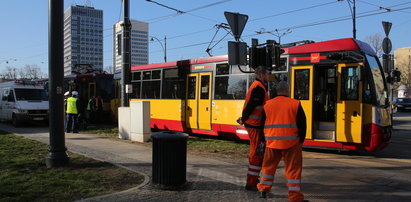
left=12, top=114, right=21, bottom=127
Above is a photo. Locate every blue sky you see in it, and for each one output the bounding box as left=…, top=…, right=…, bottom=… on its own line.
left=1, top=0, right=411, bottom=75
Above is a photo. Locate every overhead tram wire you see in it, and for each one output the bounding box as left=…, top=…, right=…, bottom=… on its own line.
left=145, top=0, right=230, bottom=23
left=356, top=0, right=391, bottom=11
left=249, top=1, right=340, bottom=22
left=265, top=4, right=411, bottom=33
left=162, top=4, right=411, bottom=54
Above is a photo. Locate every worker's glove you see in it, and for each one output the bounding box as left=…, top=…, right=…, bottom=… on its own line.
left=256, top=141, right=266, bottom=156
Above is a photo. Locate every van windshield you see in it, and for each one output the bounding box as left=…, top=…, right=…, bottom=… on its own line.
left=14, top=89, right=48, bottom=101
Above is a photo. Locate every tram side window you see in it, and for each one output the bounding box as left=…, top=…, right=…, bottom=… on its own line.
left=294, top=69, right=310, bottom=100
left=362, top=68, right=372, bottom=104
left=132, top=72, right=141, bottom=81
left=131, top=82, right=141, bottom=99
left=142, top=80, right=160, bottom=99
left=187, top=76, right=196, bottom=99
left=214, top=75, right=247, bottom=100
left=141, top=70, right=161, bottom=99
left=341, top=67, right=359, bottom=100
left=216, top=63, right=229, bottom=75
left=162, top=68, right=183, bottom=99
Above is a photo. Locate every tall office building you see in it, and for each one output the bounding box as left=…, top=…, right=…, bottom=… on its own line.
left=113, top=20, right=149, bottom=74
left=64, top=5, right=103, bottom=76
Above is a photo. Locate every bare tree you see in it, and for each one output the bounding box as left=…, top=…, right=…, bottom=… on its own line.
left=104, top=66, right=114, bottom=74
left=364, top=33, right=384, bottom=58
left=22, top=64, right=43, bottom=79
left=394, top=58, right=411, bottom=88
left=4, top=66, right=18, bottom=80
left=0, top=64, right=46, bottom=80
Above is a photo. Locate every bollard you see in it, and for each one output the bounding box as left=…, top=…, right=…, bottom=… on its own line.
left=151, top=131, right=188, bottom=189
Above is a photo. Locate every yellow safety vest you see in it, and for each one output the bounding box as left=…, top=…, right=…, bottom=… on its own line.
left=66, top=97, right=78, bottom=114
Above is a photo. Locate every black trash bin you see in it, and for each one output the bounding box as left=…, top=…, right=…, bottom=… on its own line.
left=151, top=131, right=188, bottom=189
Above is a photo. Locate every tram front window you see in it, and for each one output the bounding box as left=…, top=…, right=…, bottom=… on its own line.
left=366, top=55, right=388, bottom=106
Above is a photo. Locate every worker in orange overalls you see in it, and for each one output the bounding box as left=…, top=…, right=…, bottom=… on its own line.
left=257, top=81, right=307, bottom=202
left=237, top=66, right=269, bottom=191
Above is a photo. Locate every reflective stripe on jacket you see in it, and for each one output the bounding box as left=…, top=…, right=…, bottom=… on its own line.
left=264, top=96, right=300, bottom=149
left=66, top=97, right=78, bottom=114
left=243, top=80, right=269, bottom=127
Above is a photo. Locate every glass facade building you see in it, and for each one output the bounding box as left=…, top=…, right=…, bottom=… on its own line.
left=113, top=20, right=149, bottom=74
left=64, top=5, right=103, bottom=76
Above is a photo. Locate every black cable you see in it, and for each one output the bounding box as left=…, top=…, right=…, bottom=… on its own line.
left=250, top=1, right=340, bottom=22
left=146, top=0, right=185, bottom=14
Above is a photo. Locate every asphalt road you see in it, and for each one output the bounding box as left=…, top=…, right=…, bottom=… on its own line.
left=1, top=112, right=410, bottom=202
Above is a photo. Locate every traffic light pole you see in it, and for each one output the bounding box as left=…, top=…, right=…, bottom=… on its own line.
left=46, top=0, right=69, bottom=168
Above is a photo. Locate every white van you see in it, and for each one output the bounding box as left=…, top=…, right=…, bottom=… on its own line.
left=0, top=80, right=49, bottom=127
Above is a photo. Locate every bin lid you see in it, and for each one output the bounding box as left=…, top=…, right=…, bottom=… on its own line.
left=151, top=131, right=188, bottom=139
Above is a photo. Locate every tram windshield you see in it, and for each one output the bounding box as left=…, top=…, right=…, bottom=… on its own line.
left=366, top=55, right=388, bottom=106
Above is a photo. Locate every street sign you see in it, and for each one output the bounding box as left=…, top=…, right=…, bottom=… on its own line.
left=382, top=21, right=392, bottom=36
left=228, top=41, right=247, bottom=66
left=382, top=37, right=392, bottom=54
left=224, top=11, right=248, bottom=41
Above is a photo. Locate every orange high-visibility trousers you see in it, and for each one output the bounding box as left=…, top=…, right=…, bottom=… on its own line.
left=257, top=143, right=304, bottom=202
left=245, top=127, right=264, bottom=186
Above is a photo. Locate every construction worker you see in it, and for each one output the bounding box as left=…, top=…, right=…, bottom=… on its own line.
left=64, top=91, right=70, bottom=131
left=257, top=81, right=307, bottom=202
left=66, top=91, right=80, bottom=133
left=237, top=66, right=269, bottom=191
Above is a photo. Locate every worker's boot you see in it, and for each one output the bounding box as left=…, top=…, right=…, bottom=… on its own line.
left=245, top=185, right=258, bottom=191
left=259, top=191, right=267, bottom=198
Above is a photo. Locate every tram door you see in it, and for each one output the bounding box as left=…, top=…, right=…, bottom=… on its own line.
left=186, top=73, right=212, bottom=130
left=291, top=66, right=313, bottom=139
left=336, top=64, right=363, bottom=143
left=88, top=82, right=96, bottom=100
left=312, top=65, right=337, bottom=141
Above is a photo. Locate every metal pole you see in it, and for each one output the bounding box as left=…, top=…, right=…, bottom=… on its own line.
left=164, top=36, right=167, bottom=62
left=353, top=0, right=356, bottom=39
left=121, top=0, right=131, bottom=107
left=45, top=0, right=69, bottom=168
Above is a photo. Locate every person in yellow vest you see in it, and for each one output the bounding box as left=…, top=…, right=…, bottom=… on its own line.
left=237, top=66, right=269, bottom=191
left=257, top=81, right=307, bottom=201
left=64, top=91, right=70, bottom=131
left=66, top=91, right=80, bottom=133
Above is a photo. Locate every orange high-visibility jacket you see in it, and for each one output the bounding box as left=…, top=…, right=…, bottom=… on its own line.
left=243, top=80, right=269, bottom=127
left=263, top=96, right=301, bottom=149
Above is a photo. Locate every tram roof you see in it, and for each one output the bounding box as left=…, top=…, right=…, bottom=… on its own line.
left=286, top=38, right=376, bottom=55
left=131, top=55, right=228, bottom=71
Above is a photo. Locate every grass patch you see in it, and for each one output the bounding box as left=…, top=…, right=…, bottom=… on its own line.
left=187, top=135, right=250, bottom=159
left=0, top=131, right=144, bottom=202
left=85, top=125, right=250, bottom=159
left=84, top=124, right=119, bottom=138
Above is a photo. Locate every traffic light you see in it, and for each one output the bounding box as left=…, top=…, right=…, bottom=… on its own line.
left=388, top=69, right=401, bottom=83
left=249, top=39, right=284, bottom=70
left=249, top=39, right=268, bottom=69
left=393, top=69, right=401, bottom=82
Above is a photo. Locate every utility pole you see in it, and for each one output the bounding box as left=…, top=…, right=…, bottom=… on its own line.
left=45, top=0, right=69, bottom=168
left=121, top=0, right=132, bottom=107
left=353, top=0, right=356, bottom=39
left=343, top=0, right=357, bottom=39
left=164, top=35, right=167, bottom=62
